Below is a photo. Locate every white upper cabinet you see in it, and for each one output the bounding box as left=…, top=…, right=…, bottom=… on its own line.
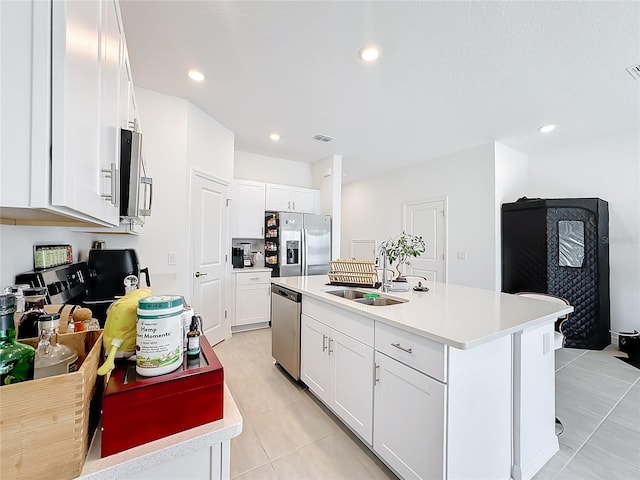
left=230, top=180, right=266, bottom=238
left=265, top=183, right=318, bottom=213
left=291, top=187, right=316, bottom=213
left=0, top=0, right=132, bottom=227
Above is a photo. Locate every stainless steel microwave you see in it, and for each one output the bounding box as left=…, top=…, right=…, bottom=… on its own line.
left=120, top=128, right=152, bottom=223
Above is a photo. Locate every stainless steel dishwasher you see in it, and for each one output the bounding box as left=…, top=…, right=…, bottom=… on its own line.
left=271, top=284, right=302, bottom=380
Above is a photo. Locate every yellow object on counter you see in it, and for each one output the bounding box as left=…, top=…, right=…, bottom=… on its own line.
left=102, top=288, right=152, bottom=359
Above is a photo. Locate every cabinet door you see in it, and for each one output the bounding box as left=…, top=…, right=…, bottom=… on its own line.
left=300, top=314, right=330, bottom=404
left=265, top=183, right=291, bottom=211
left=291, top=187, right=316, bottom=213
left=235, top=282, right=270, bottom=326
left=374, top=352, right=446, bottom=480
left=99, top=0, right=123, bottom=220
left=330, top=328, right=374, bottom=444
left=231, top=180, right=266, bottom=238
left=119, top=42, right=132, bottom=130
left=50, top=0, right=119, bottom=225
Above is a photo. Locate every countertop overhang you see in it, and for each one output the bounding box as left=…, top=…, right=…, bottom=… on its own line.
left=271, top=275, right=573, bottom=349
left=78, top=384, right=242, bottom=479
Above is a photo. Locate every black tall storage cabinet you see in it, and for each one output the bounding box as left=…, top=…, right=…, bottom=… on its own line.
left=502, top=198, right=610, bottom=349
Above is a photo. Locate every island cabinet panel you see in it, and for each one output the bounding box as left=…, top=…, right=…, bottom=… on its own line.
left=373, top=351, right=446, bottom=480
left=330, top=328, right=374, bottom=442
left=300, top=302, right=374, bottom=444
left=375, top=321, right=447, bottom=383
left=300, top=313, right=331, bottom=404
left=302, top=297, right=374, bottom=346
left=122, top=446, right=215, bottom=480
left=446, top=335, right=512, bottom=480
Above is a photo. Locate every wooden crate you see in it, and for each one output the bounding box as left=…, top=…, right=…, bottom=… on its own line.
left=0, top=330, right=103, bottom=480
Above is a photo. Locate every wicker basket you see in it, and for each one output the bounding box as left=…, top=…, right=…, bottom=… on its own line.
left=328, top=260, right=378, bottom=287
left=0, top=330, right=103, bottom=480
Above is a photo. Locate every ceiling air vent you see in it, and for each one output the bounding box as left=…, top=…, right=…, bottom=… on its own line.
left=313, top=134, right=333, bottom=143
left=626, top=63, right=640, bottom=80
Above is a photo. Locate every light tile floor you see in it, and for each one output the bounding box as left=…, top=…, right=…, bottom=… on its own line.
left=214, top=328, right=640, bottom=480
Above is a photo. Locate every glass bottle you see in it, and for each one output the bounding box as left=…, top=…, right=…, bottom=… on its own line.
left=186, top=315, right=201, bottom=359
left=17, top=287, right=48, bottom=339
left=34, top=313, right=78, bottom=379
left=0, top=294, right=36, bottom=386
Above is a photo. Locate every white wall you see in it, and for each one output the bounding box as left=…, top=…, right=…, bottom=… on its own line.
left=341, top=143, right=498, bottom=290
left=234, top=151, right=313, bottom=187
left=105, top=87, right=235, bottom=298
left=312, top=155, right=343, bottom=258
left=186, top=102, right=234, bottom=182
left=0, top=226, right=93, bottom=287
left=494, top=143, right=528, bottom=291
left=104, top=88, right=188, bottom=295
left=525, top=131, right=640, bottom=333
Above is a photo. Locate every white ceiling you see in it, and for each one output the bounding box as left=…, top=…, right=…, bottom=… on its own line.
left=119, top=1, right=640, bottom=182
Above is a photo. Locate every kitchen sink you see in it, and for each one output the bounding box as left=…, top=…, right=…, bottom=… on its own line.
left=326, top=289, right=367, bottom=300
left=325, top=289, right=407, bottom=306
left=354, top=296, right=406, bottom=306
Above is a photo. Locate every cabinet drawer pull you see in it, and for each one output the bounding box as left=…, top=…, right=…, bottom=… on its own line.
left=328, top=337, right=334, bottom=355
left=322, top=334, right=328, bottom=352
left=250, top=277, right=261, bottom=281
left=391, top=342, right=412, bottom=354
left=375, top=363, right=380, bottom=384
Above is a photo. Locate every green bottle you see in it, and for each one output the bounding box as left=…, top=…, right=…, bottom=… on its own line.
left=0, top=294, right=35, bottom=385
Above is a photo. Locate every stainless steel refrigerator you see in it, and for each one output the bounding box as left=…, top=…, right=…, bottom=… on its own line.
left=264, top=212, right=331, bottom=277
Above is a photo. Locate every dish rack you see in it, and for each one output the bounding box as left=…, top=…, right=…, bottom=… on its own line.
left=328, top=260, right=378, bottom=287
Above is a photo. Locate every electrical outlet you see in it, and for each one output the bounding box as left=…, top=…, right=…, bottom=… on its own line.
left=457, top=251, right=466, bottom=260
left=168, top=252, right=177, bottom=265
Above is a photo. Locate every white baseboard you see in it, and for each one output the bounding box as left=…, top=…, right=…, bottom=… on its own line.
left=231, top=321, right=270, bottom=333
left=514, top=435, right=560, bottom=480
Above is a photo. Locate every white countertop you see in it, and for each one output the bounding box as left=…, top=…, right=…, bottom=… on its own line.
left=232, top=267, right=272, bottom=274
left=271, top=276, right=573, bottom=350
left=78, top=384, right=242, bottom=479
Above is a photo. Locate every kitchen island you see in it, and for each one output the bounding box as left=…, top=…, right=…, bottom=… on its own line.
left=271, top=275, right=573, bottom=480
left=78, top=384, right=242, bottom=480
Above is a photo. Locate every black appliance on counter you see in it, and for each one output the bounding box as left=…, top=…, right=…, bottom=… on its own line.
left=84, top=249, right=150, bottom=323
left=16, top=262, right=90, bottom=306
left=501, top=197, right=610, bottom=350
left=232, top=248, right=244, bottom=268
left=15, top=249, right=151, bottom=325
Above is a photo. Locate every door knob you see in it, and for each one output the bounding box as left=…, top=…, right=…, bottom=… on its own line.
left=194, top=271, right=208, bottom=278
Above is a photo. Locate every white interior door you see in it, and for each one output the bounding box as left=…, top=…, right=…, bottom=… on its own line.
left=190, top=171, right=229, bottom=346
left=403, top=198, right=446, bottom=282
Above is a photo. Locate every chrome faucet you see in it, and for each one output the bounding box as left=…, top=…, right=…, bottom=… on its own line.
left=379, top=251, right=390, bottom=293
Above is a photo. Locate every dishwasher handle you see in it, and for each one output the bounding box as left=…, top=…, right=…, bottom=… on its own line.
left=271, top=284, right=301, bottom=303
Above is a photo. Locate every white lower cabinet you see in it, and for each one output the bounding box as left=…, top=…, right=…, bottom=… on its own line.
left=373, top=351, right=445, bottom=480
left=233, top=271, right=271, bottom=330
left=300, top=313, right=374, bottom=444
left=299, top=298, right=514, bottom=480
left=123, top=443, right=229, bottom=480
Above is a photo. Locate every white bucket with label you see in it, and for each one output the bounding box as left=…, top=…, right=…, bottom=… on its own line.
left=136, top=295, right=184, bottom=377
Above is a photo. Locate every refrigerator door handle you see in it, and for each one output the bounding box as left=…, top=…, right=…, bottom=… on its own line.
left=302, top=228, right=308, bottom=275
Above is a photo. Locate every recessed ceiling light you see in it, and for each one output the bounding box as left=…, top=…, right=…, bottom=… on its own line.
left=187, top=69, right=205, bottom=82
left=358, top=46, right=380, bottom=62
left=269, top=133, right=280, bottom=141
left=538, top=124, right=556, bottom=133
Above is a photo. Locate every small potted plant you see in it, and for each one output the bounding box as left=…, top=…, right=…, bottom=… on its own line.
left=379, top=232, right=426, bottom=286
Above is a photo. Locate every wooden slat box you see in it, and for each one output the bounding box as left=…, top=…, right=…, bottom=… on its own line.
left=0, top=330, right=103, bottom=480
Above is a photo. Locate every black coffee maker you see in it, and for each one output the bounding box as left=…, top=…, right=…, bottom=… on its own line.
left=232, top=248, right=244, bottom=268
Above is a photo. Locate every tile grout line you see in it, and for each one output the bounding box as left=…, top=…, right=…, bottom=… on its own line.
left=554, top=379, right=639, bottom=478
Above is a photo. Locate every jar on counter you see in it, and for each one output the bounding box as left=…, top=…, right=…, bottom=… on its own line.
left=18, top=287, right=48, bottom=339
left=136, top=295, right=184, bottom=377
